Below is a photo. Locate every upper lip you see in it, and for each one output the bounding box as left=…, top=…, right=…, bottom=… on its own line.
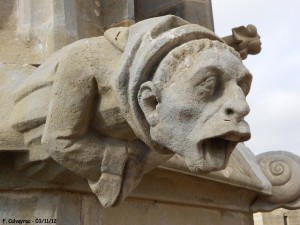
left=197, top=130, right=251, bottom=145
left=220, top=130, right=251, bottom=142
left=196, top=130, right=251, bottom=159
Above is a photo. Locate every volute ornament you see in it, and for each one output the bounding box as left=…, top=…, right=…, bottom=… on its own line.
left=251, top=151, right=300, bottom=212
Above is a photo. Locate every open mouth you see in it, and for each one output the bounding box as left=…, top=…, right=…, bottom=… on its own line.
left=190, top=131, right=251, bottom=173
left=202, top=131, right=251, bottom=160
left=200, top=137, right=236, bottom=167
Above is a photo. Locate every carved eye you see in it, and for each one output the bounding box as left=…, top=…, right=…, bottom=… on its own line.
left=198, top=76, right=217, bottom=97
left=239, top=83, right=250, bottom=95
left=203, top=76, right=216, bottom=89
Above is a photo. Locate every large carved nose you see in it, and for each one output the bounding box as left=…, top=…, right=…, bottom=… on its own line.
left=223, top=86, right=250, bottom=121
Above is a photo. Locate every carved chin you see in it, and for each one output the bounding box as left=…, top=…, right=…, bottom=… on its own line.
left=186, top=137, right=239, bottom=173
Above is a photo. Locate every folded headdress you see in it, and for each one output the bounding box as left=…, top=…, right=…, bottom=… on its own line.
left=114, top=15, right=224, bottom=153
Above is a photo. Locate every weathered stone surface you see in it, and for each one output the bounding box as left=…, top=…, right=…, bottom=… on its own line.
left=103, top=199, right=229, bottom=225
left=0, top=15, right=254, bottom=208
left=134, top=0, right=214, bottom=30
left=0, top=145, right=269, bottom=212
left=0, top=0, right=104, bottom=64
left=254, top=208, right=300, bottom=225
left=100, top=0, right=134, bottom=29
left=0, top=0, right=259, bottom=64
left=251, top=151, right=300, bottom=212
left=0, top=191, right=102, bottom=225
left=0, top=190, right=254, bottom=225
left=0, top=15, right=295, bottom=214
left=222, top=24, right=262, bottom=59
left=161, top=143, right=272, bottom=196
left=0, top=3, right=299, bottom=224
left=0, top=63, right=36, bottom=150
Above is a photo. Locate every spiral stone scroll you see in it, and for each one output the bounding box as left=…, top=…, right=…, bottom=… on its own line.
left=251, top=151, right=300, bottom=212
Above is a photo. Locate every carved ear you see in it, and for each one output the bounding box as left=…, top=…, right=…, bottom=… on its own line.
left=138, top=81, right=159, bottom=127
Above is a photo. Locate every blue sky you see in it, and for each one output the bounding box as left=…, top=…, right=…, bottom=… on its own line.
left=212, top=0, right=300, bottom=155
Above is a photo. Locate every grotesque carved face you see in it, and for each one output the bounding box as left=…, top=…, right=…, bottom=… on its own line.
left=138, top=40, right=252, bottom=173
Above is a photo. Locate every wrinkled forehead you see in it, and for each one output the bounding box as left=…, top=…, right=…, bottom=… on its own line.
left=178, top=47, right=252, bottom=82
left=152, top=40, right=252, bottom=90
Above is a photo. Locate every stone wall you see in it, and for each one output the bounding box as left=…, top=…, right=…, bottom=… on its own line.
left=0, top=191, right=254, bottom=225
left=254, top=209, right=300, bottom=225
left=134, top=0, right=214, bottom=30
left=0, top=0, right=214, bottom=65
left=0, top=0, right=105, bottom=64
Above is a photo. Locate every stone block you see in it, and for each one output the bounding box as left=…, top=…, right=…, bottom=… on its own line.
left=103, top=200, right=223, bottom=225
left=0, top=191, right=102, bottom=225
left=0, top=0, right=104, bottom=64
left=134, top=0, right=214, bottom=30
left=0, top=0, right=214, bottom=64
left=0, top=191, right=255, bottom=225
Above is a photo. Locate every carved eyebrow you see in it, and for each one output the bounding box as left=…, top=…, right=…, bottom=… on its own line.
left=237, top=71, right=252, bottom=96
left=205, top=66, right=223, bottom=75
left=237, top=71, right=252, bottom=83
left=194, top=66, right=223, bottom=78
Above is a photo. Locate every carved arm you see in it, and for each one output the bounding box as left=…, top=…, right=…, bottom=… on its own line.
left=41, top=61, right=129, bottom=207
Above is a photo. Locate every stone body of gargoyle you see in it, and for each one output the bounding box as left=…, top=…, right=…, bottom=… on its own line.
left=0, top=15, right=252, bottom=207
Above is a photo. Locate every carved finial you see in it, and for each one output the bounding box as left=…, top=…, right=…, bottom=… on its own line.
left=222, top=24, right=262, bottom=59
left=251, top=151, right=300, bottom=212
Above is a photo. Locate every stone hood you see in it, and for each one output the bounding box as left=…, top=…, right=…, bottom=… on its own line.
left=112, top=15, right=223, bottom=154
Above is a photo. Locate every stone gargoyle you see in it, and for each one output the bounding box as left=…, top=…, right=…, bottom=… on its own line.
left=0, top=15, right=254, bottom=207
